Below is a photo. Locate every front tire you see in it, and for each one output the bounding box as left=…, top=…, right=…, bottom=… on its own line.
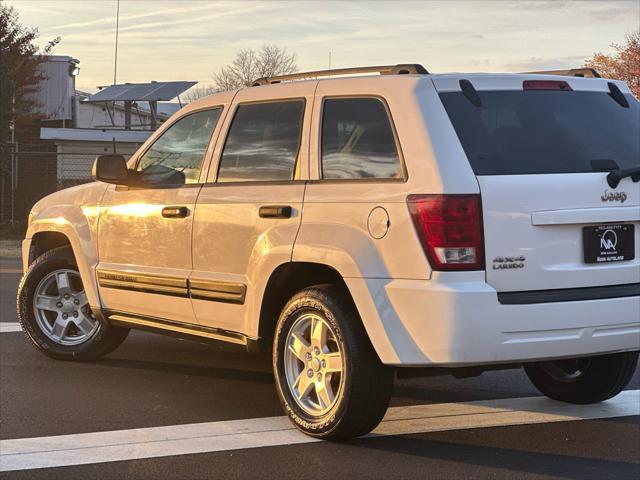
left=17, top=246, right=129, bottom=361
left=524, top=352, right=638, bottom=404
left=273, top=285, right=394, bottom=440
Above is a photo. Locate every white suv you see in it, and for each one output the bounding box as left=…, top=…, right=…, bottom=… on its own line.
left=18, top=64, right=640, bottom=440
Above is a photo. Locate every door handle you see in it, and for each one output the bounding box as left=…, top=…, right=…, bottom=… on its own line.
left=162, top=206, right=189, bottom=218
left=259, top=205, right=292, bottom=219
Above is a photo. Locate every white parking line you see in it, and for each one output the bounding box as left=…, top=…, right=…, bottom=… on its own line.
left=0, top=323, right=21, bottom=333
left=1, top=390, right=638, bottom=472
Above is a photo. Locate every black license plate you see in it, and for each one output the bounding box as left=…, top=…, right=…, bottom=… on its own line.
left=583, top=224, right=635, bottom=264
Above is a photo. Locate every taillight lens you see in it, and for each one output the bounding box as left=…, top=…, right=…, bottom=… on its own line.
left=407, top=194, right=485, bottom=271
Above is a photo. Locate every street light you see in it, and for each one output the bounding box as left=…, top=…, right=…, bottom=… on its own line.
left=68, top=58, right=80, bottom=76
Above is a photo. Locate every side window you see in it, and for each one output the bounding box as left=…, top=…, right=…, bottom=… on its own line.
left=217, top=100, right=304, bottom=182
left=137, top=108, right=221, bottom=184
left=321, top=98, right=402, bottom=180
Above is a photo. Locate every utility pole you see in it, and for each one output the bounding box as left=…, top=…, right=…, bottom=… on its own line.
left=9, top=90, right=16, bottom=226
left=113, top=0, right=120, bottom=85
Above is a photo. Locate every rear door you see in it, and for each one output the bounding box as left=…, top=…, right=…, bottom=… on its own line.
left=191, top=81, right=315, bottom=336
left=435, top=76, right=640, bottom=292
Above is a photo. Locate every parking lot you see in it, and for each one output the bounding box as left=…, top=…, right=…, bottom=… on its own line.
left=1, top=257, right=638, bottom=479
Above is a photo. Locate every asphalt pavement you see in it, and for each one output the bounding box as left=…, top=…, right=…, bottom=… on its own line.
left=1, top=258, right=638, bottom=479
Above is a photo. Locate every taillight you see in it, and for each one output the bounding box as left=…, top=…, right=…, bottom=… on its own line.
left=407, top=194, right=485, bottom=271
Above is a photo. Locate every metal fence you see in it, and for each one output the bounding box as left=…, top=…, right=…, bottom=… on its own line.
left=0, top=144, right=131, bottom=231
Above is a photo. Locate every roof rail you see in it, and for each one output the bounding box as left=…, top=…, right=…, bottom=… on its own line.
left=524, top=68, right=601, bottom=78
left=251, top=63, right=429, bottom=86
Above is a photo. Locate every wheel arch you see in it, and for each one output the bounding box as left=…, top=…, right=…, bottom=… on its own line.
left=25, top=218, right=101, bottom=309
left=257, top=262, right=351, bottom=348
left=29, top=231, right=72, bottom=265
left=254, top=261, right=403, bottom=364
left=22, top=181, right=108, bottom=308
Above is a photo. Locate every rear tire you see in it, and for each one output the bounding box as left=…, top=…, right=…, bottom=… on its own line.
left=273, top=285, right=394, bottom=440
left=17, top=246, right=129, bottom=361
left=524, top=352, right=638, bottom=404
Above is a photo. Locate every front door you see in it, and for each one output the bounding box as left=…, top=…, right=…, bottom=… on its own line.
left=97, top=107, right=223, bottom=323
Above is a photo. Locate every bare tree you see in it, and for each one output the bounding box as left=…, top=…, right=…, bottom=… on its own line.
left=213, top=45, right=297, bottom=91
left=183, top=84, right=217, bottom=103
left=254, top=44, right=298, bottom=79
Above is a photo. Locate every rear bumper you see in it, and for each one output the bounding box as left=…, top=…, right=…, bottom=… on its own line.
left=345, top=273, right=640, bottom=366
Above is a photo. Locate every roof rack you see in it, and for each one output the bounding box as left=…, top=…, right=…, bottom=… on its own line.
left=251, top=63, right=429, bottom=86
left=524, top=68, right=601, bottom=78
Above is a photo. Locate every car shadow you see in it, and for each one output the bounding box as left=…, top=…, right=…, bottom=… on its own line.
left=348, top=433, right=639, bottom=479
left=94, top=357, right=274, bottom=384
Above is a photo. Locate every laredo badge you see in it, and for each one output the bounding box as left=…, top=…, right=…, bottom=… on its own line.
left=492, top=256, right=526, bottom=270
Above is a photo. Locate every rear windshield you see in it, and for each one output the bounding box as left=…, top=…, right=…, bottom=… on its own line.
left=440, top=90, right=639, bottom=175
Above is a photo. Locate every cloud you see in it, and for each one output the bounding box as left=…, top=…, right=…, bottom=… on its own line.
left=6, top=0, right=638, bottom=90
left=502, top=0, right=570, bottom=11
left=506, top=55, right=589, bottom=71
left=49, top=2, right=234, bottom=30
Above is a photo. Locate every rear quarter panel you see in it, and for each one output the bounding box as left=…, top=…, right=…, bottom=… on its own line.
left=295, top=75, right=480, bottom=280
left=292, top=76, right=481, bottom=361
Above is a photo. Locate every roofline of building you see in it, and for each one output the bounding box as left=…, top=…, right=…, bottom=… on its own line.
left=40, top=128, right=152, bottom=143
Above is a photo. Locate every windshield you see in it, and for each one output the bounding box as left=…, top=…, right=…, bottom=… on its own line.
left=440, top=90, right=640, bottom=175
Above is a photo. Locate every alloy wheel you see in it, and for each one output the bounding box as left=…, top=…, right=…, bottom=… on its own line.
left=284, top=312, right=345, bottom=416
left=32, top=268, right=98, bottom=346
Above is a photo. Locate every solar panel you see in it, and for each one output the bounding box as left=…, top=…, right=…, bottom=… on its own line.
left=86, top=81, right=197, bottom=102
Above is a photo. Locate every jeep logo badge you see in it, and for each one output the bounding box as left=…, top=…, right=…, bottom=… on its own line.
left=601, top=190, right=627, bottom=204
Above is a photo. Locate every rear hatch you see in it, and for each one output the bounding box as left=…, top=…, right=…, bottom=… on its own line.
left=434, top=75, right=640, bottom=292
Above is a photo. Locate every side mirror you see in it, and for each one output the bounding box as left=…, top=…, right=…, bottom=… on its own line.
left=138, top=164, right=186, bottom=187
left=92, top=155, right=129, bottom=185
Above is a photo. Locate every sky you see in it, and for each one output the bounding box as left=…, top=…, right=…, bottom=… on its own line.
left=6, top=0, right=639, bottom=93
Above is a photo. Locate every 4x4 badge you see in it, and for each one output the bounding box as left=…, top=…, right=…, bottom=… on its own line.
left=492, top=256, right=525, bottom=270
left=601, top=190, right=627, bottom=203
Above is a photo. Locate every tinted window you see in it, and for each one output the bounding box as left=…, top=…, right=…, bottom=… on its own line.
left=321, top=98, right=401, bottom=179
left=217, top=101, right=304, bottom=182
left=440, top=91, right=640, bottom=175
left=137, top=109, right=221, bottom=184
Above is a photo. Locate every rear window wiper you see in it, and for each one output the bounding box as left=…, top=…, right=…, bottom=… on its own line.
left=590, top=159, right=640, bottom=188
left=607, top=166, right=640, bottom=188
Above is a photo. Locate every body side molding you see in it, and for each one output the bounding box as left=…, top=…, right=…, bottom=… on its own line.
left=96, top=269, right=247, bottom=304
left=97, top=269, right=188, bottom=297
left=189, top=279, right=247, bottom=304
